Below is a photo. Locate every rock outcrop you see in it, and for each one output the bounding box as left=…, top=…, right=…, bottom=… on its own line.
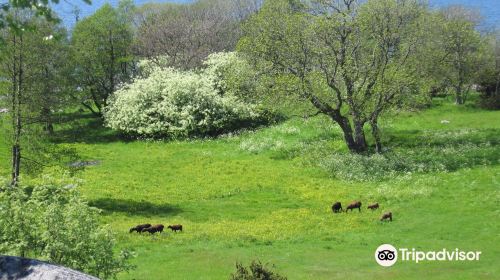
left=0, top=255, right=98, bottom=280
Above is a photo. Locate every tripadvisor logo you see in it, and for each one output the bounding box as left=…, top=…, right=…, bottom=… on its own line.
left=375, top=244, right=398, bottom=267
left=375, top=244, right=482, bottom=267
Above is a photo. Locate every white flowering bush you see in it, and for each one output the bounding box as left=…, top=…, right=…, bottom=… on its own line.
left=104, top=53, right=265, bottom=138
left=203, top=52, right=259, bottom=101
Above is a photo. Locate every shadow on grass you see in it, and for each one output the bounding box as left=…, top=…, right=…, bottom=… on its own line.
left=388, top=128, right=500, bottom=169
left=50, top=110, right=282, bottom=144
left=385, top=128, right=500, bottom=148
left=382, top=127, right=500, bottom=172
left=89, top=198, right=183, bottom=217
left=311, top=126, right=500, bottom=181
left=50, top=112, right=128, bottom=144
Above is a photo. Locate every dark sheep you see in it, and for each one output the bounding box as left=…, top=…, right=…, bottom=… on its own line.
left=346, top=201, right=362, bottom=212
left=367, top=203, right=379, bottom=210
left=129, top=223, right=151, bottom=233
left=380, top=212, right=393, bottom=222
left=141, top=224, right=165, bottom=234
left=331, top=202, right=343, bottom=213
left=167, top=224, right=183, bottom=232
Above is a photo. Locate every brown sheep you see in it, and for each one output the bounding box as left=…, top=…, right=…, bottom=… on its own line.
left=380, top=212, right=392, bottom=222
left=331, top=202, right=343, bottom=213
left=167, top=224, right=183, bottom=232
left=367, top=203, right=379, bottom=210
left=141, top=224, right=165, bottom=234
left=129, top=224, right=151, bottom=233
left=346, top=201, right=362, bottom=212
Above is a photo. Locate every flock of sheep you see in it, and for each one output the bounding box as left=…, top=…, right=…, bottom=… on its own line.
left=129, top=223, right=183, bottom=234
left=332, top=201, right=393, bottom=221
left=128, top=201, right=391, bottom=236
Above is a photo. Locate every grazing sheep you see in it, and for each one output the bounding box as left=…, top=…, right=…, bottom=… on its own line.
left=167, top=224, right=183, bottom=232
left=380, top=212, right=393, bottom=222
left=346, top=201, right=362, bottom=212
left=367, top=203, right=379, bottom=210
left=331, top=202, right=343, bottom=213
left=129, top=224, right=152, bottom=233
left=141, top=224, right=165, bottom=234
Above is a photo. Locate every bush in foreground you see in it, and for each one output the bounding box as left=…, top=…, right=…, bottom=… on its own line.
left=0, top=181, right=133, bottom=279
left=230, top=260, right=287, bottom=280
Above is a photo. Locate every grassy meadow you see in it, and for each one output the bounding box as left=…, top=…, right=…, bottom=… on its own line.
left=0, top=98, right=499, bottom=279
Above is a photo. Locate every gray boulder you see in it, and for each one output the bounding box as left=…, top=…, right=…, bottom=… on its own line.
left=0, top=255, right=99, bottom=280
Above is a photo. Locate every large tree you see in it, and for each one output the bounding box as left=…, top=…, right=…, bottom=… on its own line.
left=435, top=6, right=485, bottom=105
left=1, top=1, right=88, bottom=185
left=70, top=3, right=133, bottom=115
left=476, top=29, right=500, bottom=109
left=239, top=0, right=427, bottom=153
left=133, top=0, right=262, bottom=69
left=27, top=22, right=70, bottom=134
left=0, top=12, right=70, bottom=184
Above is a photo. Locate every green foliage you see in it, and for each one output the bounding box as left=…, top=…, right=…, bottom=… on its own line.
left=104, top=53, right=264, bottom=138
left=70, top=2, right=134, bottom=114
left=424, top=6, right=487, bottom=105
left=476, top=72, right=500, bottom=109
left=0, top=0, right=90, bottom=33
left=204, top=52, right=260, bottom=102
left=230, top=261, right=287, bottom=280
left=0, top=15, right=80, bottom=178
left=0, top=181, right=134, bottom=279
left=475, top=31, right=500, bottom=109
left=239, top=0, right=429, bottom=153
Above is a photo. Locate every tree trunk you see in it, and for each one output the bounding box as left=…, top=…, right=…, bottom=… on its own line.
left=82, top=100, right=101, bottom=117
left=334, top=115, right=368, bottom=153
left=11, top=33, right=23, bottom=186
left=41, top=107, right=54, bottom=135
left=307, top=94, right=368, bottom=153
left=455, top=85, right=464, bottom=104
left=91, top=92, right=103, bottom=115
left=495, top=40, right=499, bottom=98
left=455, top=81, right=465, bottom=105
left=353, top=120, right=367, bottom=152
left=11, top=145, right=20, bottom=185
left=12, top=87, right=22, bottom=184
left=370, top=118, right=382, bottom=153
left=495, top=71, right=500, bottom=98
left=42, top=67, right=54, bottom=135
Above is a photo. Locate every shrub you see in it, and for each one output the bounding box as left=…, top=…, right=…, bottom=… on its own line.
left=104, top=53, right=265, bottom=138
left=230, top=260, right=287, bottom=280
left=476, top=70, right=500, bottom=109
left=479, top=93, right=500, bottom=110
left=0, top=182, right=133, bottom=279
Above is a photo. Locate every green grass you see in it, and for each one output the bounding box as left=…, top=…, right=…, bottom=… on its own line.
left=1, top=99, right=499, bottom=279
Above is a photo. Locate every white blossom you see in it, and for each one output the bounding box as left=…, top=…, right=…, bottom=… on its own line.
left=104, top=53, right=260, bottom=137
